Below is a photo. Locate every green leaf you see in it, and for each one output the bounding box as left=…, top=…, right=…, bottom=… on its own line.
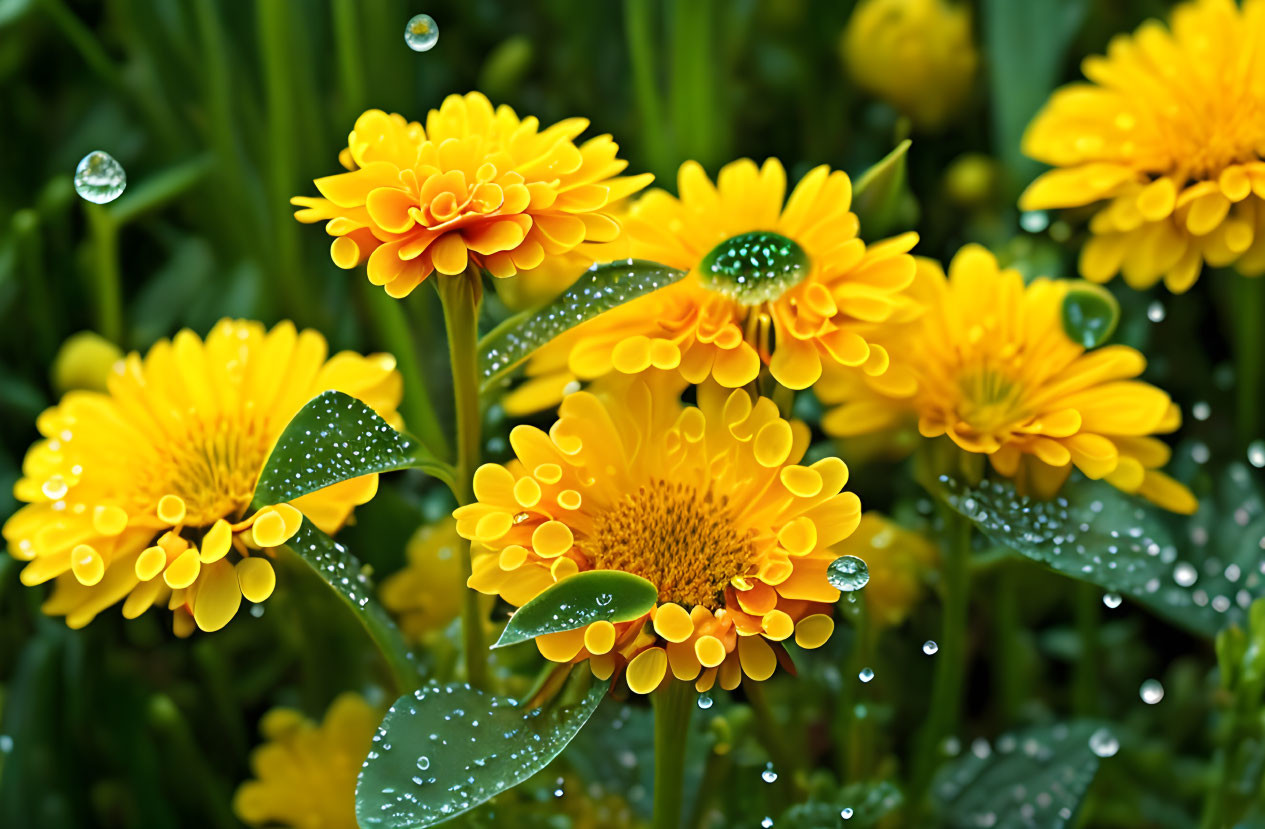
left=478, top=259, right=687, bottom=392
left=778, top=781, right=903, bottom=828
left=252, top=390, right=452, bottom=509
left=940, top=469, right=1265, bottom=637
left=933, top=722, right=1109, bottom=829
left=356, top=674, right=611, bottom=828
left=1061, top=282, right=1120, bottom=348
left=493, top=570, right=659, bottom=648
left=852, top=139, right=916, bottom=239
left=283, top=518, right=420, bottom=691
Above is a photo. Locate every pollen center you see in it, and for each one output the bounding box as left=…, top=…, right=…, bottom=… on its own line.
left=586, top=479, right=755, bottom=609
left=956, top=369, right=1028, bottom=436
left=699, top=231, right=811, bottom=305
left=164, top=417, right=272, bottom=526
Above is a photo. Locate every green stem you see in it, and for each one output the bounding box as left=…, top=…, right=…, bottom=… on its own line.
left=110, top=154, right=215, bottom=227
left=436, top=271, right=489, bottom=690
left=669, top=0, right=717, bottom=166
left=652, top=680, right=695, bottom=829
left=331, top=0, right=368, bottom=120
left=1234, top=276, right=1264, bottom=445
left=992, top=564, right=1024, bottom=726
left=623, top=0, right=670, bottom=178
left=11, top=210, right=58, bottom=357
left=84, top=204, right=122, bottom=343
left=360, top=282, right=450, bottom=459
left=913, top=509, right=972, bottom=802
left=746, top=679, right=801, bottom=805
left=1072, top=582, right=1100, bottom=717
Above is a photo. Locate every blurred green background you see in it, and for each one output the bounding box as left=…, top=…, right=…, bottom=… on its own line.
left=0, top=0, right=1249, bottom=827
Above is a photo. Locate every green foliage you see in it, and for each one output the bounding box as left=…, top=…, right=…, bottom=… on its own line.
left=493, top=570, right=658, bottom=649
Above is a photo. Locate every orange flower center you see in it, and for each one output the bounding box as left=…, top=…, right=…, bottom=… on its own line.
left=584, top=479, right=754, bottom=609
left=954, top=368, right=1028, bottom=438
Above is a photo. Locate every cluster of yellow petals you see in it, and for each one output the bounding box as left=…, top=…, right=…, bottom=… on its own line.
left=837, top=513, right=938, bottom=628
left=507, top=157, right=921, bottom=414
left=1021, top=0, right=1265, bottom=291
left=455, top=378, right=862, bottom=694
left=841, top=0, right=978, bottom=131
left=234, top=693, right=378, bottom=829
left=818, top=245, right=1197, bottom=514
left=3, top=319, right=402, bottom=634
left=379, top=519, right=477, bottom=642
left=292, top=91, right=652, bottom=297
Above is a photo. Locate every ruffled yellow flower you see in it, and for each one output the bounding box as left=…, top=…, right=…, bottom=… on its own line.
left=3, top=319, right=401, bottom=635
left=291, top=91, right=652, bottom=297
left=379, top=519, right=468, bottom=641
left=1020, top=0, right=1265, bottom=292
left=234, top=693, right=379, bottom=829
left=817, top=245, right=1197, bottom=513
left=840, top=513, right=938, bottom=628
left=455, top=379, right=862, bottom=695
left=841, top=0, right=978, bottom=131
left=508, top=158, right=920, bottom=412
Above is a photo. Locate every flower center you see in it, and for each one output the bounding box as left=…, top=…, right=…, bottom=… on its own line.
left=585, top=479, right=755, bottom=609
left=956, top=369, right=1027, bottom=436
left=699, top=231, right=811, bottom=305
left=163, top=417, right=272, bottom=527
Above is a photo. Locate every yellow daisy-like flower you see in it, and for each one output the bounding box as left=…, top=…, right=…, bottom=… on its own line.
left=3, top=319, right=402, bottom=635
left=291, top=91, right=652, bottom=297
left=234, top=693, right=379, bottom=829
left=841, top=0, right=978, bottom=131
left=1020, top=0, right=1265, bottom=292
left=455, top=379, right=862, bottom=695
left=818, top=245, right=1197, bottom=513
left=839, top=513, right=938, bottom=628
left=379, top=519, right=469, bottom=641
left=509, top=157, right=921, bottom=412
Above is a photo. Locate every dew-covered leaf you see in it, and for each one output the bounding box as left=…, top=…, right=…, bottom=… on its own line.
left=253, top=390, right=451, bottom=508
left=778, top=780, right=903, bottom=828
left=493, top=570, right=658, bottom=648
left=940, top=470, right=1265, bottom=637
left=283, top=518, right=419, bottom=689
left=356, top=674, right=611, bottom=828
left=933, top=722, right=1109, bottom=829
left=852, top=139, right=915, bottom=239
left=478, top=259, right=687, bottom=390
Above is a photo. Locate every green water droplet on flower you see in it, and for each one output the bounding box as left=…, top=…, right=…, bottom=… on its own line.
left=699, top=230, right=810, bottom=304
left=405, top=14, right=438, bottom=51
left=1061, top=282, right=1119, bottom=349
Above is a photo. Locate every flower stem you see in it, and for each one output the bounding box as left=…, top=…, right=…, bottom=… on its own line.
left=84, top=204, right=122, bottom=344
left=623, top=0, right=670, bottom=178
left=652, top=680, right=695, bottom=829
left=913, top=509, right=972, bottom=802
left=436, top=271, right=489, bottom=690
left=1234, top=275, right=1264, bottom=446
left=1072, top=581, right=1099, bottom=716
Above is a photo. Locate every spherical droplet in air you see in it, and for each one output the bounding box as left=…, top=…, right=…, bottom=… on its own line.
left=74, top=151, right=127, bottom=204
left=405, top=14, right=439, bottom=51
left=827, top=555, right=870, bottom=592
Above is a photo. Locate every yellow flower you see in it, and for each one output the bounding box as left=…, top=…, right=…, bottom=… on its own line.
left=455, top=378, right=862, bottom=695
left=1020, top=0, right=1265, bottom=292
left=234, top=693, right=379, bottom=829
left=291, top=91, right=652, bottom=297
left=841, top=0, right=978, bottom=131
left=840, top=513, right=938, bottom=628
left=508, top=158, right=921, bottom=413
left=817, top=245, right=1197, bottom=513
left=51, top=331, right=122, bottom=393
left=379, top=519, right=468, bottom=641
left=3, top=319, right=402, bottom=635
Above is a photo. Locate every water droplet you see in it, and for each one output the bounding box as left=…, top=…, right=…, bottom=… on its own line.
left=1061, top=283, right=1119, bottom=349
left=1139, top=678, right=1164, bottom=705
left=922, top=640, right=939, bottom=656
left=1147, top=300, right=1166, bottom=322
left=41, top=474, right=69, bottom=500
left=858, top=667, right=874, bottom=683
left=404, top=14, right=438, bottom=51
left=841, top=807, right=854, bottom=820
left=1248, top=440, right=1265, bottom=469
left=1174, top=561, right=1198, bottom=587
left=74, top=151, right=127, bottom=204
left=696, top=694, right=713, bottom=710
left=1102, top=592, right=1122, bottom=609
left=0, top=735, right=12, bottom=753
left=828, top=555, right=870, bottom=592
left=761, top=818, right=774, bottom=829
left=1192, top=401, right=1211, bottom=421
left=1088, top=727, right=1119, bottom=758
left=699, top=230, right=810, bottom=305
left=1019, top=211, right=1049, bottom=233
left=761, top=763, right=778, bottom=783
left=417, top=756, right=430, bottom=770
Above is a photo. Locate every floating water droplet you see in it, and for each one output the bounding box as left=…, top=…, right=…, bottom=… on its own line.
left=1192, top=401, right=1211, bottom=421
left=697, top=694, right=713, bottom=710
left=1088, top=728, right=1119, bottom=758
left=1139, top=678, right=1164, bottom=705
left=841, top=807, right=854, bottom=820
left=922, top=640, right=939, bottom=656
left=404, top=14, right=438, bottom=51
left=1147, top=300, right=1166, bottom=322
left=0, top=735, right=12, bottom=753
left=1102, top=592, right=1122, bottom=609
left=761, top=762, right=778, bottom=783
left=74, top=151, right=127, bottom=204
left=699, top=230, right=810, bottom=305
left=858, top=667, right=874, bottom=683
left=1019, top=211, right=1049, bottom=233
left=1248, top=440, right=1265, bottom=469
left=761, top=817, right=774, bottom=829
left=828, top=555, right=870, bottom=592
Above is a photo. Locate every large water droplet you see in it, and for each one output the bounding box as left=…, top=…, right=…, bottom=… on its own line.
left=1102, top=592, right=1122, bottom=609
left=1061, top=282, right=1119, bottom=349
left=841, top=807, right=854, bottom=820
left=74, top=151, right=126, bottom=204
left=1139, top=679, right=1164, bottom=705
left=1146, top=300, right=1166, bottom=322
left=828, top=555, right=870, bottom=592
left=696, top=694, right=713, bottom=710
left=922, top=640, right=939, bottom=656
left=1248, top=440, right=1265, bottom=469
left=1088, top=728, right=1119, bottom=758
left=1019, top=211, right=1049, bottom=233
left=760, top=763, right=778, bottom=783
left=404, top=14, right=438, bottom=51
left=858, top=667, right=875, bottom=683
left=699, top=230, right=810, bottom=305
